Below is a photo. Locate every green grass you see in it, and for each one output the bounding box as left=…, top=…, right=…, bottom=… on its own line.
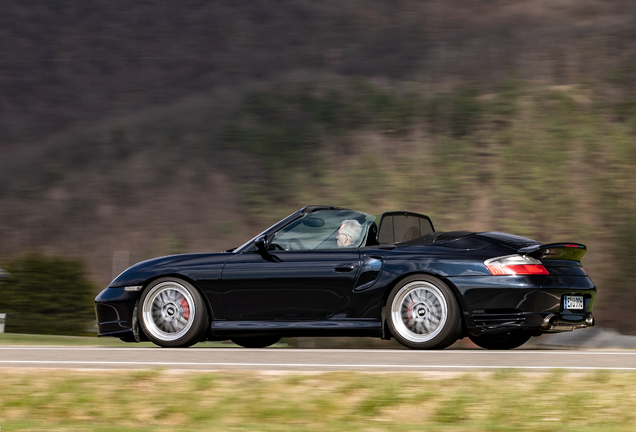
left=1, top=369, right=636, bottom=431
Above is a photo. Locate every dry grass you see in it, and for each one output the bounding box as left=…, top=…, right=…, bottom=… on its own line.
left=1, top=369, right=636, bottom=431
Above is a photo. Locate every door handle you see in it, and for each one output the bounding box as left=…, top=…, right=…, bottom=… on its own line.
left=333, top=264, right=356, bottom=273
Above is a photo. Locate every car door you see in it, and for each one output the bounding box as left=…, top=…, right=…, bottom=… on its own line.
left=221, top=248, right=361, bottom=320
left=220, top=208, right=375, bottom=321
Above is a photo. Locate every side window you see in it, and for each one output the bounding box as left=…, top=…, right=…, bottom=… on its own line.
left=377, top=212, right=434, bottom=244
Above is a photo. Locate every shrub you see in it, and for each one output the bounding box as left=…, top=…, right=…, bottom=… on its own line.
left=0, top=254, right=96, bottom=335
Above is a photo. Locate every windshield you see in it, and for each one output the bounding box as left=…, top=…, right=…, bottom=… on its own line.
left=234, top=209, right=301, bottom=253
left=270, top=209, right=376, bottom=250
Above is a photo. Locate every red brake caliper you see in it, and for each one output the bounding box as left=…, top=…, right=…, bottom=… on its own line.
left=181, top=299, right=190, bottom=320
left=407, top=303, right=413, bottom=324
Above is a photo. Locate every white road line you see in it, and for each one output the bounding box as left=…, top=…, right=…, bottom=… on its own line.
left=0, top=347, right=635, bottom=355
left=0, top=360, right=635, bottom=370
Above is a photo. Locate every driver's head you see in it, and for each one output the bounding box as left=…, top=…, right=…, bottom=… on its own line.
left=337, top=220, right=363, bottom=247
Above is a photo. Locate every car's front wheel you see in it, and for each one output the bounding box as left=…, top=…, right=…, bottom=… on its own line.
left=139, top=278, right=208, bottom=347
left=387, top=275, right=461, bottom=349
left=469, top=332, right=532, bottom=350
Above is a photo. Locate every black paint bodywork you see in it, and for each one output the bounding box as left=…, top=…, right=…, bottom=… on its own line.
left=95, top=206, right=596, bottom=342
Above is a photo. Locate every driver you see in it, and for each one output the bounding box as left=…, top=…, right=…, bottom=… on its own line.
left=336, top=219, right=363, bottom=247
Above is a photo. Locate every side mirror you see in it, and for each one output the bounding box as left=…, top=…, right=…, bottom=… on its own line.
left=254, top=236, right=269, bottom=253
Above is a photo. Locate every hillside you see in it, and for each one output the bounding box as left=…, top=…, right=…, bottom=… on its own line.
left=2, top=0, right=635, bottom=144
left=1, top=1, right=636, bottom=332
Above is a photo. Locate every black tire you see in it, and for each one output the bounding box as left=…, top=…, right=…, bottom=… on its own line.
left=138, top=277, right=208, bottom=348
left=386, top=275, right=461, bottom=349
left=231, top=336, right=281, bottom=348
left=469, top=332, right=532, bottom=350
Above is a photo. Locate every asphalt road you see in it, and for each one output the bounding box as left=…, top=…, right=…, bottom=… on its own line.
left=0, top=346, right=634, bottom=371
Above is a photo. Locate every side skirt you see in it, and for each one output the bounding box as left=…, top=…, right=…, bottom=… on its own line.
left=211, top=319, right=382, bottom=338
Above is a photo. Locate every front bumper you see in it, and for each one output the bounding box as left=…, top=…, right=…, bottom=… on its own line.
left=94, top=287, right=138, bottom=337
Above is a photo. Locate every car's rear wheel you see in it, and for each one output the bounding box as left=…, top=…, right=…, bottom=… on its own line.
left=231, top=336, right=281, bottom=348
left=139, top=278, right=208, bottom=347
left=387, top=275, right=461, bottom=349
left=469, top=332, right=532, bottom=350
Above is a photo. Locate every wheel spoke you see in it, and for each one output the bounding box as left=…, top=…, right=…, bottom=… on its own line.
left=415, top=320, right=426, bottom=334
left=157, top=319, right=167, bottom=332
left=406, top=292, right=415, bottom=305
left=420, top=320, right=430, bottom=334
left=428, top=315, right=440, bottom=327
left=415, top=290, right=426, bottom=303
left=158, top=291, right=166, bottom=304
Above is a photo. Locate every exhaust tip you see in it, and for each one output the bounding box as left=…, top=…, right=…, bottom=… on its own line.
left=585, top=314, right=595, bottom=327
left=542, top=314, right=558, bottom=329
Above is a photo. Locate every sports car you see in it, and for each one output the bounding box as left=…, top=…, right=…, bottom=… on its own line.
left=95, top=206, right=596, bottom=350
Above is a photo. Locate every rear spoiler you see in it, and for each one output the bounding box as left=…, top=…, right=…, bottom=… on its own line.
left=517, top=243, right=587, bottom=262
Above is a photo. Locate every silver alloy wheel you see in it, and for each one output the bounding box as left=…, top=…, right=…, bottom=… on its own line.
left=141, top=280, right=196, bottom=342
left=390, top=281, right=448, bottom=343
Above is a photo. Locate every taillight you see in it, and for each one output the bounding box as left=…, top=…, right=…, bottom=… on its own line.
left=485, top=255, right=549, bottom=275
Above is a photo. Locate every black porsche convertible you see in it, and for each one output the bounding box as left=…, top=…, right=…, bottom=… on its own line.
left=95, top=206, right=596, bottom=350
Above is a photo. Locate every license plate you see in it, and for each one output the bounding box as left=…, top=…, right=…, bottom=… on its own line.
left=564, top=295, right=584, bottom=310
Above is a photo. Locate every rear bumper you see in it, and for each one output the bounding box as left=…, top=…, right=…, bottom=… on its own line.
left=470, top=310, right=594, bottom=335
left=446, top=274, right=596, bottom=335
